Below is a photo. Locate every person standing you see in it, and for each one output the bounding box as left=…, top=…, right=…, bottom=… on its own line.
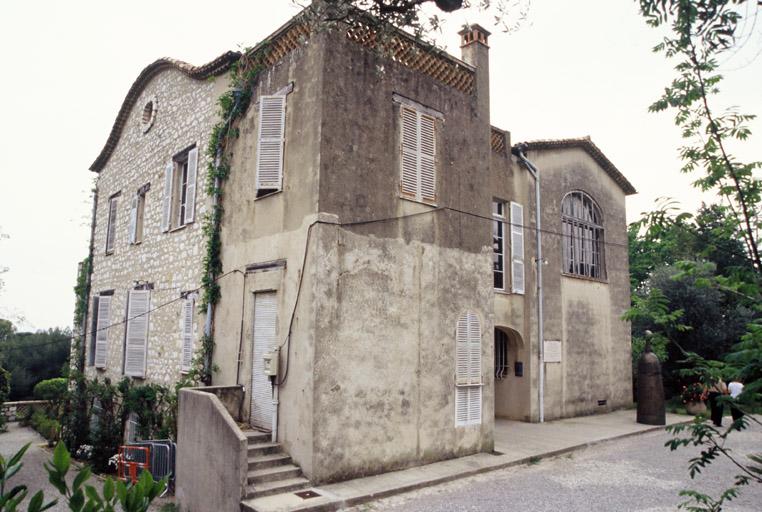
left=707, top=378, right=729, bottom=427
left=728, top=378, right=745, bottom=422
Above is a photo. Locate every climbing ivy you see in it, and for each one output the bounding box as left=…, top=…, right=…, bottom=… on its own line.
left=195, top=48, right=267, bottom=384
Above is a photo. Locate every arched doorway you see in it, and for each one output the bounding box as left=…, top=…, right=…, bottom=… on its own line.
left=494, top=326, right=530, bottom=421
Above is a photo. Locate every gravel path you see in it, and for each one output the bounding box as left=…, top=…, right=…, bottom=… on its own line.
left=341, top=426, right=762, bottom=512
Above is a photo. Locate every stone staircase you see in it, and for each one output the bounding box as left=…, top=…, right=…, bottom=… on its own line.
left=243, top=429, right=310, bottom=501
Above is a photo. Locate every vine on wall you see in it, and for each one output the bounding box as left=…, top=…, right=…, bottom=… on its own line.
left=194, top=48, right=268, bottom=384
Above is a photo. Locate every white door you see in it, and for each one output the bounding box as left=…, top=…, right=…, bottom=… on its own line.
left=250, top=292, right=277, bottom=430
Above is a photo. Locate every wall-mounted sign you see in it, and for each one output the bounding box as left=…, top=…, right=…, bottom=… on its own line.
left=544, top=340, right=562, bottom=363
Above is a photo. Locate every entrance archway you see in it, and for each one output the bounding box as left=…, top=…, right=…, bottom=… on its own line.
left=494, top=327, right=530, bottom=421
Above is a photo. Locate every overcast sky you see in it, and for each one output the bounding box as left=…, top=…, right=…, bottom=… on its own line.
left=0, top=0, right=760, bottom=330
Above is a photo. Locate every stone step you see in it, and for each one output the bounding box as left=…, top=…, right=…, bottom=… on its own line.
left=245, top=476, right=311, bottom=500
left=247, top=442, right=281, bottom=457
left=248, top=463, right=302, bottom=484
left=248, top=452, right=292, bottom=471
left=242, top=430, right=271, bottom=444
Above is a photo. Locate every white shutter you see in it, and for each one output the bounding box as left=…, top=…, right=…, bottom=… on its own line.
left=161, top=162, right=173, bottom=232
left=250, top=292, right=277, bottom=429
left=94, top=296, right=112, bottom=368
left=419, top=113, right=436, bottom=202
left=455, top=314, right=469, bottom=385
left=128, top=195, right=138, bottom=244
left=180, top=298, right=194, bottom=373
left=125, top=290, right=150, bottom=378
left=467, top=312, right=481, bottom=384
left=105, top=197, right=117, bottom=253
left=455, top=312, right=482, bottom=427
left=256, top=95, right=285, bottom=191
left=511, top=202, right=525, bottom=294
left=183, top=147, right=198, bottom=224
left=400, top=106, right=419, bottom=199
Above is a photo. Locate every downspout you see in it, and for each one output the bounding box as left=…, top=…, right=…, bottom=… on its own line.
left=511, top=143, right=545, bottom=423
left=203, top=149, right=222, bottom=383
left=79, top=184, right=98, bottom=371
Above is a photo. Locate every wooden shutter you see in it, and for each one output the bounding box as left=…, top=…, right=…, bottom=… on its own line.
left=511, top=202, right=525, bottom=294
left=94, top=295, right=111, bottom=368
left=419, top=113, right=436, bottom=202
left=251, top=292, right=277, bottom=429
left=400, top=106, right=419, bottom=199
left=455, top=312, right=482, bottom=427
left=400, top=107, right=437, bottom=203
left=161, top=162, right=173, bottom=232
left=183, top=147, right=198, bottom=224
left=125, top=290, right=150, bottom=377
left=105, top=197, right=117, bottom=253
left=180, top=298, right=194, bottom=373
left=256, top=95, right=285, bottom=191
left=128, top=195, right=138, bottom=244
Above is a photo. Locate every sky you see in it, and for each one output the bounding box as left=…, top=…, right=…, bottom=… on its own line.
left=0, top=0, right=760, bottom=330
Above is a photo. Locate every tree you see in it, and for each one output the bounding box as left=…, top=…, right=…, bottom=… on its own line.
left=639, top=0, right=762, bottom=273
left=0, top=326, right=71, bottom=400
left=637, top=1, right=762, bottom=508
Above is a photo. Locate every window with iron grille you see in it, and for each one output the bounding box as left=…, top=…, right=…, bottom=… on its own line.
left=561, top=191, right=605, bottom=279
left=492, top=201, right=506, bottom=290
left=494, top=329, right=509, bottom=380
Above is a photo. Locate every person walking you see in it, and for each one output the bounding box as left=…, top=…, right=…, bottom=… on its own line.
left=707, top=378, right=729, bottom=427
left=728, top=377, right=745, bottom=423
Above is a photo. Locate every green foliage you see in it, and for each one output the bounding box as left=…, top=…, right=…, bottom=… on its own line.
left=639, top=0, right=762, bottom=273
left=0, top=366, right=10, bottom=432
left=0, top=324, right=71, bottom=401
left=0, top=443, right=56, bottom=512
left=60, top=371, right=89, bottom=459
left=43, top=442, right=165, bottom=512
left=33, top=379, right=67, bottom=403
left=27, top=411, right=60, bottom=446
left=680, top=382, right=708, bottom=404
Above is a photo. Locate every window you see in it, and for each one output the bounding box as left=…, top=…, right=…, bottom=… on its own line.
left=256, top=95, right=286, bottom=196
left=493, top=201, right=506, bottom=290
left=510, top=202, right=525, bottom=294
left=162, top=146, right=198, bottom=232
left=561, top=191, right=605, bottom=279
left=180, top=295, right=195, bottom=373
left=455, top=311, right=482, bottom=427
left=105, top=194, right=119, bottom=254
left=92, top=294, right=112, bottom=368
left=128, top=184, right=149, bottom=245
left=495, top=329, right=509, bottom=380
left=399, top=104, right=437, bottom=204
left=124, top=289, right=150, bottom=378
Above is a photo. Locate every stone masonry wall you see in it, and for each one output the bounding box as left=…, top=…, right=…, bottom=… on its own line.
left=85, top=68, right=227, bottom=385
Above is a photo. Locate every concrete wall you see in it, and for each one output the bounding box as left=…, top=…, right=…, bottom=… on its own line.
left=213, top=33, right=326, bottom=478
left=176, top=388, right=247, bottom=512
left=306, top=30, right=494, bottom=483
left=87, top=68, right=227, bottom=385
left=527, top=147, right=633, bottom=419
left=489, top=144, right=537, bottom=422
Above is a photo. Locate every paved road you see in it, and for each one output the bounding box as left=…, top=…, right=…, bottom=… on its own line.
left=341, top=427, right=762, bottom=512
left=0, top=423, right=173, bottom=511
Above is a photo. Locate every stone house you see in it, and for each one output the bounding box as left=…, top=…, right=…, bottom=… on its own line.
left=81, top=7, right=635, bottom=510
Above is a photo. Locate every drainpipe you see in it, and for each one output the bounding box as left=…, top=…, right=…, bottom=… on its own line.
left=511, top=143, right=545, bottom=423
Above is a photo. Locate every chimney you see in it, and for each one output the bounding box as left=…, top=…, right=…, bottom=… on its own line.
left=458, top=24, right=490, bottom=132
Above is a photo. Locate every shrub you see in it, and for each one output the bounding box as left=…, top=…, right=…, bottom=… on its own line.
left=29, top=410, right=60, bottom=446
left=0, top=366, right=10, bottom=432
left=33, top=378, right=67, bottom=402
left=680, top=382, right=708, bottom=404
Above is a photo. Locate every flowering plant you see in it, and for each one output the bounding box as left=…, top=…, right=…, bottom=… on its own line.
left=680, top=383, right=707, bottom=403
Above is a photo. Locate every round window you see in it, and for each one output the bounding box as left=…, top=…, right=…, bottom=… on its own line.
left=141, top=99, right=157, bottom=133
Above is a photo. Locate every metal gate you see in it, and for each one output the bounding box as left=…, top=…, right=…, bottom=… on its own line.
left=250, top=292, right=277, bottom=430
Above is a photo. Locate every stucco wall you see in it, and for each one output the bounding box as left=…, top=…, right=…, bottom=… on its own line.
left=307, top=30, right=494, bottom=483
left=176, top=388, right=247, bottom=512
left=489, top=149, right=537, bottom=421
left=212, top=34, right=325, bottom=478
left=86, top=68, right=227, bottom=384
left=528, top=147, right=633, bottom=419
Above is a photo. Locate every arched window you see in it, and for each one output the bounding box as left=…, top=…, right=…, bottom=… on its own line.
left=455, top=312, right=482, bottom=426
left=561, top=191, right=605, bottom=279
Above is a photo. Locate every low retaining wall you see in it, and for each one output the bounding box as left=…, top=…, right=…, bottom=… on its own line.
left=1, top=400, right=50, bottom=422
left=175, top=387, right=248, bottom=512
